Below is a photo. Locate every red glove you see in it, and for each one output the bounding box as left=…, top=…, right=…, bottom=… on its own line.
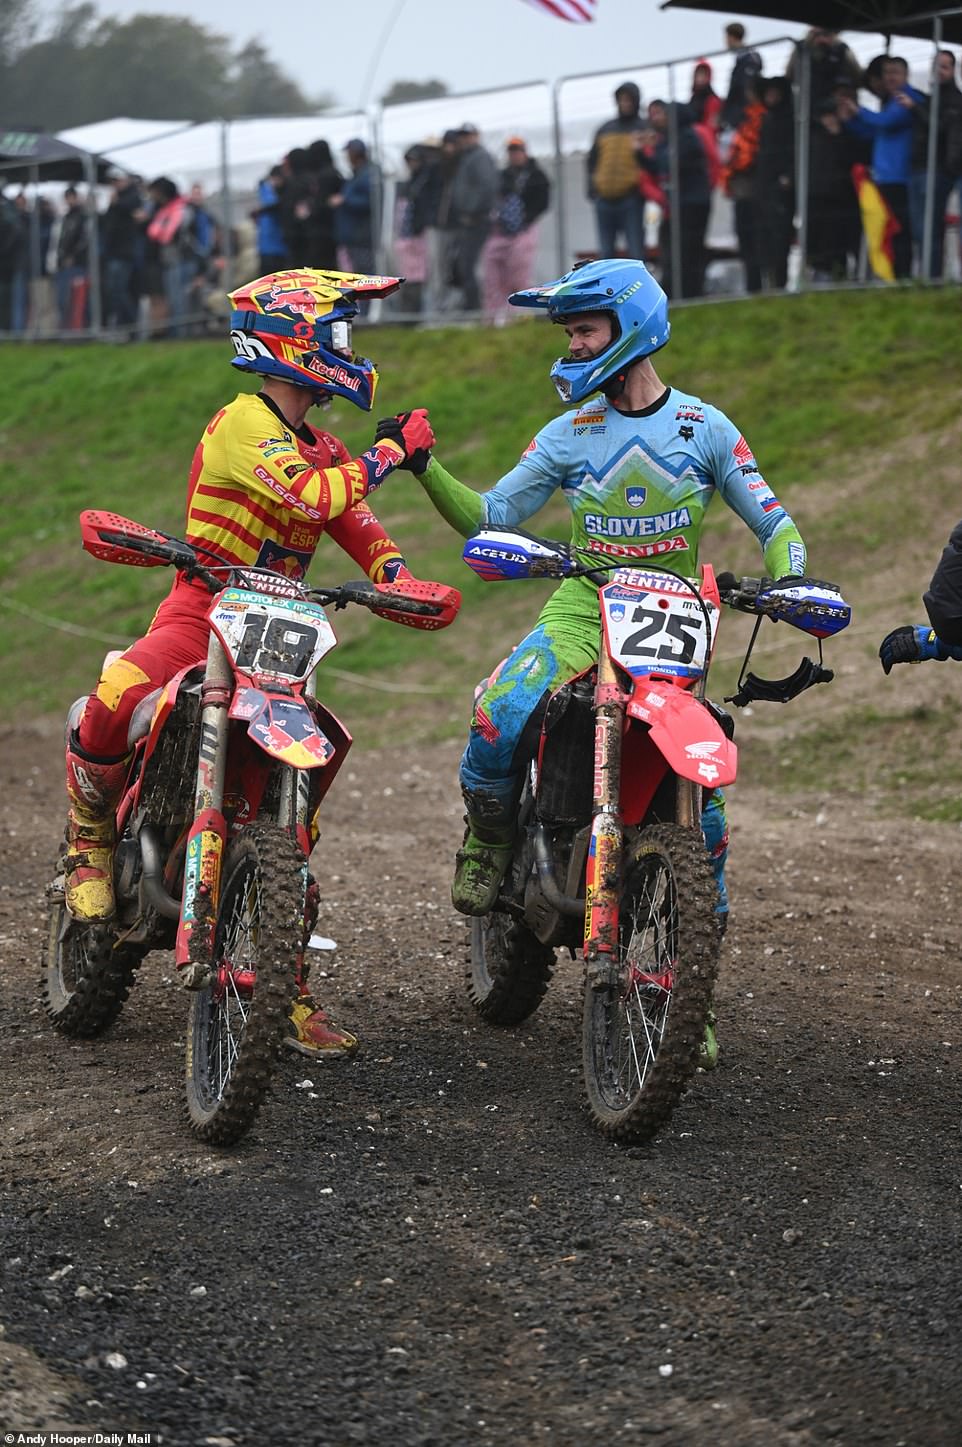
left=398, top=408, right=434, bottom=460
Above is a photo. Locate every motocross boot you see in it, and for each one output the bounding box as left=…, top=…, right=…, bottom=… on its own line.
left=62, top=737, right=130, bottom=921
left=451, top=786, right=517, bottom=917
left=285, top=994, right=359, bottom=1059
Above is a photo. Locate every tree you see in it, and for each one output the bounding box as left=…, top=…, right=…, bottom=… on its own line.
left=228, top=40, right=328, bottom=119
left=381, top=79, right=448, bottom=106
left=0, top=5, right=318, bottom=130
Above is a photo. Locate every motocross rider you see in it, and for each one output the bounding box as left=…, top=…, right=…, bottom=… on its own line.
left=377, top=257, right=811, bottom=1058
left=879, top=518, right=962, bottom=672
left=62, top=267, right=434, bottom=1058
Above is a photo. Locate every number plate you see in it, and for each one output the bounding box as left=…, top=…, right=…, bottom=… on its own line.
left=601, top=573, right=716, bottom=680
left=210, top=588, right=336, bottom=682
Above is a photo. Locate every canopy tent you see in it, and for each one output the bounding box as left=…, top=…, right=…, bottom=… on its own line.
left=660, top=0, right=962, bottom=44
left=0, top=129, right=114, bottom=183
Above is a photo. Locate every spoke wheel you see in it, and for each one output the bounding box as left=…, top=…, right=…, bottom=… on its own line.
left=467, top=911, right=555, bottom=1027
left=582, top=823, right=719, bottom=1144
left=42, top=880, right=141, bottom=1037
left=185, top=822, right=303, bottom=1146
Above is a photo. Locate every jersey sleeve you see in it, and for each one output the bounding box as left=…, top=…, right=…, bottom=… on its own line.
left=707, top=406, right=807, bottom=578
left=223, top=406, right=404, bottom=523
left=479, top=416, right=569, bottom=528
left=325, top=503, right=408, bottom=583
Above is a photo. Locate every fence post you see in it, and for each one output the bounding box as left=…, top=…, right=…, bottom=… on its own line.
left=219, top=119, right=235, bottom=293
left=921, top=17, right=944, bottom=282
left=551, top=80, right=567, bottom=273
left=794, top=40, right=811, bottom=291
left=667, top=67, right=683, bottom=300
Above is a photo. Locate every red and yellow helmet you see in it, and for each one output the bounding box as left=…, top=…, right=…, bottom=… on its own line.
left=228, top=268, right=403, bottom=410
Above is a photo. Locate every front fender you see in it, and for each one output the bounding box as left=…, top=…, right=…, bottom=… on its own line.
left=230, top=688, right=337, bottom=769
left=626, top=679, right=737, bottom=789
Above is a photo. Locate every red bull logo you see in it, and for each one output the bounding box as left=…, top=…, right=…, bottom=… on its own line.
left=264, top=286, right=320, bottom=317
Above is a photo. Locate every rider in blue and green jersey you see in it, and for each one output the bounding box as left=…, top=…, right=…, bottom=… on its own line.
left=377, top=258, right=808, bottom=945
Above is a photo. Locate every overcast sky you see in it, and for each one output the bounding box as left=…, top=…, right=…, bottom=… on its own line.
left=36, top=0, right=809, bottom=110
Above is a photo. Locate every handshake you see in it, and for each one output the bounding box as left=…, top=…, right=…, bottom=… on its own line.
left=375, top=408, right=434, bottom=476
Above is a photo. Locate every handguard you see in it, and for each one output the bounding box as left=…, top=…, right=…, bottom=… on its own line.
left=371, top=579, right=461, bottom=630
left=726, top=657, right=834, bottom=708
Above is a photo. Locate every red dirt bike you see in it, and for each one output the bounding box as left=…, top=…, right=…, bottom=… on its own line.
left=461, top=526, right=851, bottom=1144
left=43, top=510, right=460, bottom=1145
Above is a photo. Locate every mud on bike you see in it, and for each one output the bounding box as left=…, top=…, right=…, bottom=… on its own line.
left=43, top=510, right=460, bottom=1145
left=461, top=526, right=850, bottom=1144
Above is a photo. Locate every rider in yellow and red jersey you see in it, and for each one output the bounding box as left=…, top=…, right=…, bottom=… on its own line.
left=63, top=268, right=434, bottom=1057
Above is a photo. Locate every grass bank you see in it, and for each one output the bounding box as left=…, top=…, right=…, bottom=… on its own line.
left=2, top=287, right=960, bottom=816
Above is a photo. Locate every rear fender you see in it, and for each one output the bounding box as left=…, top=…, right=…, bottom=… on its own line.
left=626, top=679, right=737, bottom=789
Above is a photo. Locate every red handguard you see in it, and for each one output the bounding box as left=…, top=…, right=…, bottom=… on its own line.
left=79, top=509, right=172, bottom=568
left=372, top=579, right=461, bottom=631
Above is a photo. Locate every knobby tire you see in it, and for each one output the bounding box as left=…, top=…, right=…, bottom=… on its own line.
left=582, top=822, right=719, bottom=1145
left=185, top=821, right=303, bottom=1146
left=42, top=884, right=142, bottom=1038
left=467, top=911, right=555, bottom=1026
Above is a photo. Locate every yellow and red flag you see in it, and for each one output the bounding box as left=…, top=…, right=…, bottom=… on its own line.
left=851, top=164, right=898, bottom=283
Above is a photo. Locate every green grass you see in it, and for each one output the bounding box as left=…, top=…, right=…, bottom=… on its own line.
left=2, top=288, right=961, bottom=796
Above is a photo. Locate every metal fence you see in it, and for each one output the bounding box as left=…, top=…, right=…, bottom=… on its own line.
left=1, top=28, right=958, bottom=339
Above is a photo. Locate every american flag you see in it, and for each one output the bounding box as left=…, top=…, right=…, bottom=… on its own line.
left=521, top=0, right=597, bottom=21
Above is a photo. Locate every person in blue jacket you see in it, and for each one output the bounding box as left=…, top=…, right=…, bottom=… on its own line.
left=253, top=164, right=290, bottom=275
left=837, top=55, right=924, bottom=278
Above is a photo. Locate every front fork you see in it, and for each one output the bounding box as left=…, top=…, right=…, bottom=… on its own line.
left=175, top=633, right=231, bottom=983
left=583, top=646, right=627, bottom=967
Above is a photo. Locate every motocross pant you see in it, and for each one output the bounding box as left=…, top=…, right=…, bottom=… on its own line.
left=75, top=574, right=212, bottom=764
left=460, top=591, right=730, bottom=916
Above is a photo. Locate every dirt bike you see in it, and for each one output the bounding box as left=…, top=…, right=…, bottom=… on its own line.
left=43, top=509, right=460, bottom=1146
left=460, top=526, right=851, bottom=1145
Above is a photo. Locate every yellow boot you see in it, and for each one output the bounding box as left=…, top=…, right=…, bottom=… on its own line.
left=63, top=743, right=129, bottom=921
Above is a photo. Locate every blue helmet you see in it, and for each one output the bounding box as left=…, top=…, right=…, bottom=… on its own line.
left=509, top=258, right=670, bottom=403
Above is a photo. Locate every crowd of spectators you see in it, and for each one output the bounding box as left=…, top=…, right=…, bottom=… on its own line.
left=2, top=21, right=961, bottom=335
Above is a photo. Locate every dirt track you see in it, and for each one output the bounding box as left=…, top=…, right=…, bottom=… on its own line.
left=1, top=722, right=961, bottom=1446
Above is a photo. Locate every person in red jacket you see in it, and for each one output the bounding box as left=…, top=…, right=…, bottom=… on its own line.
left=62, top=267, right=434, bottom=1057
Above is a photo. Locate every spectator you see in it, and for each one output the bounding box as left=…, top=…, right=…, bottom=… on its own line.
left=687, top=58, right=723, bottom=130
left=808, top=93, right=864, bottom=281
left=0, top=183, right=19, bottom=331
left=720, top=22, right=763, bottom=133
left=754, top=76, right=795, bottom=290
left=279, top=147, right=317, bottom=267
left=862, top=53, right=889, bottom=101
left=447, top=123, right=498, bottom=313
left=788, top=28, right=861, bottom=112
left=435, top=128, right=465, bottom=311
left=837, top=55, right=922, bottom=279
left=333, top=138, right=381, bottom=289
left=145, top=176, right=202, bottom=337
left=392, top=142, right=442, bottom=318
left=638, top=99, right=711, bottom=299
left=905, top=49, right=962, bottom=278
left=9, top=193, right=29, bottom=332
left=720, top=79, right=766, bottom=291
left=482, top=136, right=551, bottom=325
left=56, top=185, right=89, bottom=330
left=253, top=163, right=290, bottom=274
left=586, top=81, right=646, bottom=259
left=305, top=138, right=343, bottom=269
left=101, top=169, right=145, bottom=333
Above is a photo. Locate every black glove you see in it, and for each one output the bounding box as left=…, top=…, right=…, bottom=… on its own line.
left=374, top=411, right=432, bottom=476
left=879, top=625, right=941, bottom=674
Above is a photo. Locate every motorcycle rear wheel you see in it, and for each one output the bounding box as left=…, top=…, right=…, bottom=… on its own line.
left=42, top=884, right=142, bottom=1037
left=582, top=822, right=719, bottom=1145
left=467, top=911, right=555, bottom=1026
left=185, top=821, right=303, bottom=1146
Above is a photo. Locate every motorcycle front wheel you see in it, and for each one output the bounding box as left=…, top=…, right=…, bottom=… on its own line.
left=582, top=822, right=719, bottom=1145
left=185, top=821, right=303, bottom=1146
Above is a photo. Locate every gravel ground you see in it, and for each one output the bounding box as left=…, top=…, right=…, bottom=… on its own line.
left=1, top=724, right=960, bottom=1446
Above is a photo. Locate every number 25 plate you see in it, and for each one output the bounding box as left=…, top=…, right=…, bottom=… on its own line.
left=601, top=574, right=716, bottom=680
